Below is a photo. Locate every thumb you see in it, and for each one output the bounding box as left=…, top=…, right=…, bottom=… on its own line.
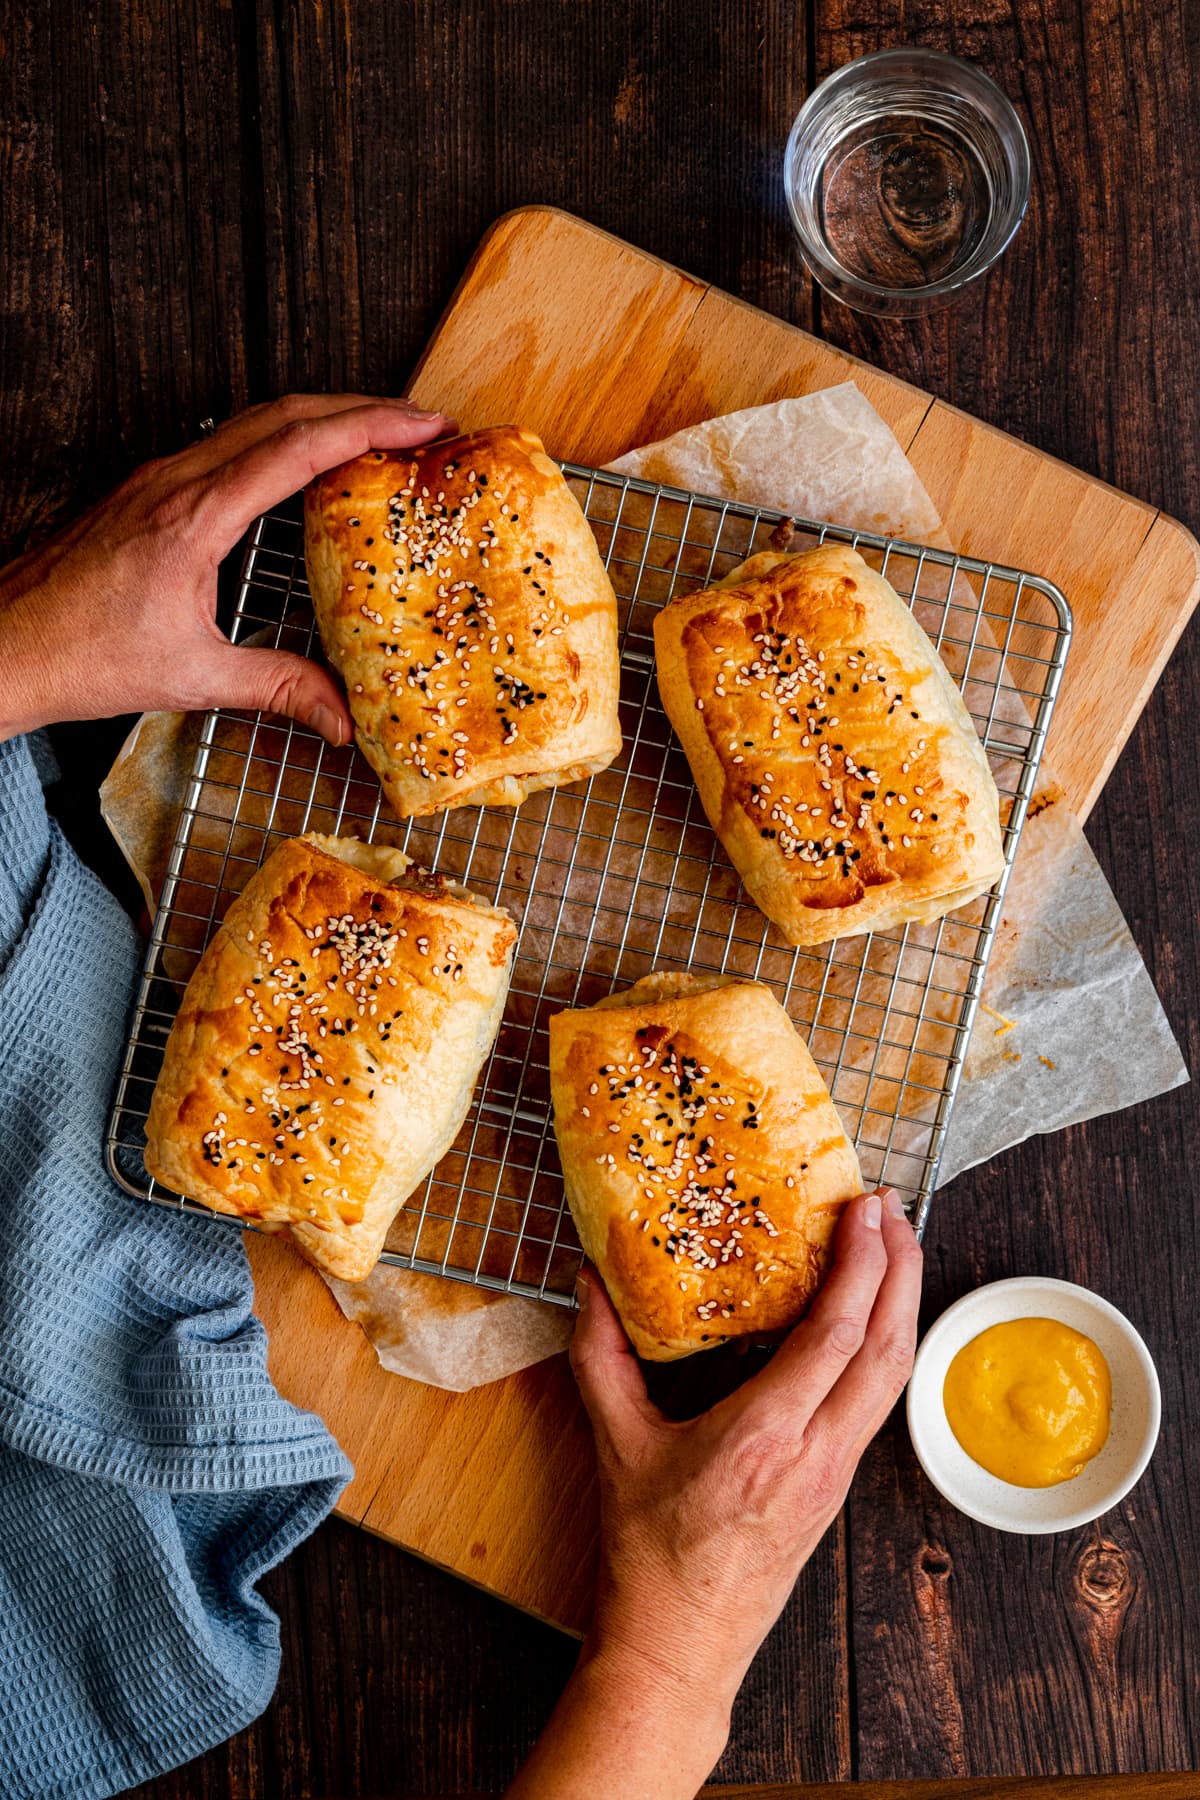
left=569, top=1267, right=655, bottom=1452
left=205, top=642, right=353, bottom=746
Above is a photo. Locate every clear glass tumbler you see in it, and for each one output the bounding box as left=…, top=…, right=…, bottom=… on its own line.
left=784, top=48, right=1030, bottom=317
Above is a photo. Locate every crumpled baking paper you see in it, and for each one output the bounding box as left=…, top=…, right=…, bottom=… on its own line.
left=607, top=383, right=947, bottom=543
left=323, top=1262, right=573, bottom=1391
left=938, top=778, right=1188, bottom=1181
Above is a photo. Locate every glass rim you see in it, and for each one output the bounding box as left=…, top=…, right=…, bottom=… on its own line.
left=785, top=47, right=1032, bottom=305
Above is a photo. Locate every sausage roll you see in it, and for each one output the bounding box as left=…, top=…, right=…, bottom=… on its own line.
left=145, top=832, right=516, bottom=1281
left=549, top=971, right=862, bottom=1360
left=304, top=425, right=622, bottom=818
left=653, top=543, right=1005, bottom=946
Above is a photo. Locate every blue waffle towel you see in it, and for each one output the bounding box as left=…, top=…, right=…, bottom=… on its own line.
left=0, top=735, right=352, bottom=1799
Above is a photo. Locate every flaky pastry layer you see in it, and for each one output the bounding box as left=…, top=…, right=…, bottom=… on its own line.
left=145, top=833, right=516, bottom=1280
left=550, top=971, right=862, bottom=1360
left=304, top=426, right=622, bottom=819
left=653, top=543, right=1004, bottom=945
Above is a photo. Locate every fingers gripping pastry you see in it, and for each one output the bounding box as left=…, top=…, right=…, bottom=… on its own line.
left=304, top=426, right=623, bottom=818
left=145, top=833, right=517, bottom=1281
left=653, top=543, right=1005, bottom=946
left=549, top=971, right=862, bottom=1360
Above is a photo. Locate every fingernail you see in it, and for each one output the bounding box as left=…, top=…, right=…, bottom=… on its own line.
left=392, top=400, right=442, bottom=419
left=863, top=1193, right=882, bottom=1230
left=883, top=1189, right=908, bottom=1219
left=574, top=1274, right=591, bottom=1309
left=308, top=704, right=344, bottom=746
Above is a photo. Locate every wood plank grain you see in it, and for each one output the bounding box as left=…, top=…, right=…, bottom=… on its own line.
left=631, top=279, right=933, bottom=452
left=249, top=1233, right=601, bottom=1633
left=903, top=409, right=1200, bottom=814
left=240, top=9, right=847, bottom=1780
left=297, top=1782, right=1200, bottom=1800
left=849, top=986, right=1200, bottom=1778
left=811, top=0, right=1200, bottom=507
left=7, top=0, right=1199, bottom=1792
left=0, top=0, right=250, bottom=557
left=818, top=0, right=1200, bottom=1784
left=704, top=1781, right=1200, bottom=1800
left=408, top=208, right=710, bottom=463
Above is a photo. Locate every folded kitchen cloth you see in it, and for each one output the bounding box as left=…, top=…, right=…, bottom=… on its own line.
left=0, top=734, right=352, bottom=1800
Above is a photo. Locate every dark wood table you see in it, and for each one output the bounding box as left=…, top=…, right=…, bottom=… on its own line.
left=3, top=2, right=1197, bottom=1794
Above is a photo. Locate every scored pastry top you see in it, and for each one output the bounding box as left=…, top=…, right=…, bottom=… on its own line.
left=144, top=833, right=516, bottom=1281
left=653, top=542, right=1005, bottom=945
left=304, top=426, right=622, bottom=818
left=550, top=971, right=863, bottom=1360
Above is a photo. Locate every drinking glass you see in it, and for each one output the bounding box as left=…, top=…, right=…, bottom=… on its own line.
left=784, top=48, right=1030, bottom=317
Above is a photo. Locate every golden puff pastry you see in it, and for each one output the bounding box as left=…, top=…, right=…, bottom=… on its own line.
left=144, top=833, right=516, bottom=1281
left=549, top=971, right=862, bottom=1360
left=653, top=544, right=1005, bottom=947
left=304, top=426, right=622, bottom=818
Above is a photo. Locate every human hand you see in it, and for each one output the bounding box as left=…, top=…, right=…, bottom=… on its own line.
left=574, top=1188, right=922, bottom=1718
left=506, top=1190, right=921, bottom=1800
left=0, top=394, right=454, bottom=744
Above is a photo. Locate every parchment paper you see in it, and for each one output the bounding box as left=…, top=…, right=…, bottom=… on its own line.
left=607, top=384, right=946, bottom=542
left=939, top=780, right=1188, bottom=1182
left=323, top=1264, right=572, bottom=1391
left=608, top=385, right=1187, bottom=1189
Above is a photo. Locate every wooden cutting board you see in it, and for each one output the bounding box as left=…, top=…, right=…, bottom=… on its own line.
left=247, top=206, right=1200, bottom=1634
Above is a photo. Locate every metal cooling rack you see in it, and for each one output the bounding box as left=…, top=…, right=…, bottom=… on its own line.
left=106, top=463, right=1070, bottom=1306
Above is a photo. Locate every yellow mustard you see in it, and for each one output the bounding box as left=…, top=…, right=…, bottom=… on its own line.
left=943, top=1317, right=1111, bottom=1487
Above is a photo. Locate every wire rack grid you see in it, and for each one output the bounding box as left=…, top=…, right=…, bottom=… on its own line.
left=106, top=462, right=1070, bottom=1307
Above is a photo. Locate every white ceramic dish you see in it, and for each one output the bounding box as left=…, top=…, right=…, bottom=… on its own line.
left=906, top=1276, right=1161, bottom=1534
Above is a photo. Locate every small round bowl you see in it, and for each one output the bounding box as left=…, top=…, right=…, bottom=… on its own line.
left=907, top=1277, right=1161, bottom=1534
